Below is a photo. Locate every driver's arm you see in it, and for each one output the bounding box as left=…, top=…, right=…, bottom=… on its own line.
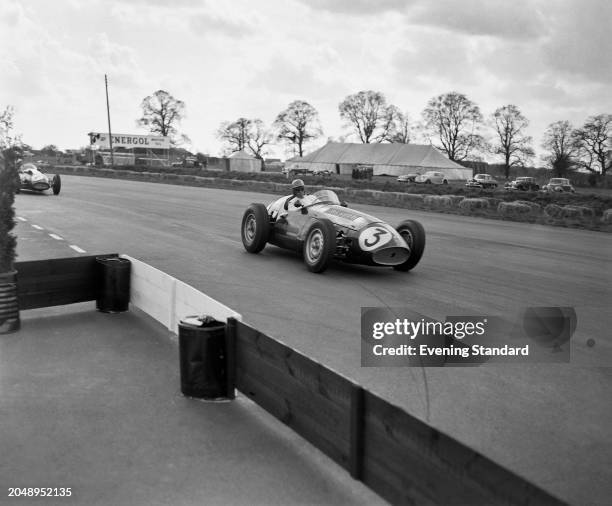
left=284, top=196, right=296, bottom=210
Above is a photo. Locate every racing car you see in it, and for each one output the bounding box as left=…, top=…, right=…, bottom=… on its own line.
left=240, top=189, right=425, bottom=273
left=16, top=163, right=61, bottom=195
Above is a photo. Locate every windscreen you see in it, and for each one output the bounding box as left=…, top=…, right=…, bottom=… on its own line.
left=311, top=189, right=341, bottom=205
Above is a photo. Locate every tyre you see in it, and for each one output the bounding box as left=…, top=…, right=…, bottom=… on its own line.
left=241, top=203, right=270, bottom=253
left=52, top=174, right=61, bottom=195
left=443, top=179, right=448, bottom=185
left=302, top=218, right=336, bottom=273
left=393, top=220, right=426, bottom=272
left=425, top=179, right=432, bottom=184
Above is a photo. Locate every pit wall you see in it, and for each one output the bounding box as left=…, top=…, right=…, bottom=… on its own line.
left=54, top=166, right=612, bottom=232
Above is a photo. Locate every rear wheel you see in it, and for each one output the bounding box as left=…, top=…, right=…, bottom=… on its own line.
left=303, top=219, right=336, bottom=273
left=393, top=220, right=426, bottom=272
left=241, top=203, right=270, bottom=253
left=52, top=174, right=61, bottom=195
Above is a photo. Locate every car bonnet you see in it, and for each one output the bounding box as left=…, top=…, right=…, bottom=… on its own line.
left=317, top=204, right=385, bottom=231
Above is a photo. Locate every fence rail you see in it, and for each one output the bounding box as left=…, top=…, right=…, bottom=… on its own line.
left=15, top=254, right=117, bottom=310
left=232, top=319, right=565, bottom=506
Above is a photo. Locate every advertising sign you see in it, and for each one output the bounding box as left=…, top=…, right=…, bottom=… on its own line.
left=88, top=132, right=170, bottom=150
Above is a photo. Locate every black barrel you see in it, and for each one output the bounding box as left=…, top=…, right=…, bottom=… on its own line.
left=178, top=316, right=227, bottom=399
left=0, top=271, right=20, bottom=334
left=95, top=256, right=131, bottom=313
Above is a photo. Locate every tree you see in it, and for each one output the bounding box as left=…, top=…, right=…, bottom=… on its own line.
left=273, top=100, right=322, bottom=157
left=216, top=118, right=272, bottom=159
left=137, top=90, right=185, bottom=142
left=0, top=106, right=20, bottom=149
left=0, top=105, right=20, bottom=275
left=573, top=114, right=611, bottom=177
left=41, top=144, right=61, bottom=155
left=422, top=91, right=484, bottom=161
left=387, top=108, right=412, bottom=144
left=216, top=118, right=251, bottom=154
left=490, top=105, right=534, bottom=178
left=246, top=119, right=272, bottom=160
left=338, top=90, right=400, bottom=143
left=541, top=120, right=580, bottom=177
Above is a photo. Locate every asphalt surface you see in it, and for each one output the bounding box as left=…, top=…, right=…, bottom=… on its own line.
left=1, top=231, right=384, bottom=506
left=12, top=175, right=612, bottom=505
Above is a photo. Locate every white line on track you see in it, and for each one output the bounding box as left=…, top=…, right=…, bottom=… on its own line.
left=32, top=224, right=44, bottom=230
left=49, top=233, right=63, bottom=240
left=70, top=245, right=87, bottom=254
left=17, top=216, right=27, bottom=222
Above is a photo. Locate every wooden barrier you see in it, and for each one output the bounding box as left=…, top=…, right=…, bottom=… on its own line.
left=233, top=319, right=565, bottom=506
left=12, top=256, right=567, bottom=504
left=15, top=254, right=117, bottom=310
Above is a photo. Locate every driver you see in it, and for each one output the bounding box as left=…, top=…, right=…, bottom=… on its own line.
left=283, top=179, right=307, bottom=211
left=270, top=179, right=314, bottom=221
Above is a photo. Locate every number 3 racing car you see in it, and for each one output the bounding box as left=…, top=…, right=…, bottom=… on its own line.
left=241, top=189, right=425, bottom=273
left=17, top=163, right=61, bottom=195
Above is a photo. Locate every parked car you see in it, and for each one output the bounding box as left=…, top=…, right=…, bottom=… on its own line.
left=542, top=178, right=575, bottom=193
left=241, top=189, right=425, bottom=273
left=283, top=167, right=312, bottom=177
left=505, top=176, right=539, bottom=191
left=397, top=174, right=418, bottom=183
left=312, top=168, right=332, bottom=176
left=466, top=173, right=498, bottom=189
left=414, top=171, right=448, bottom=184
left=17, top=163, right=61, bottom=195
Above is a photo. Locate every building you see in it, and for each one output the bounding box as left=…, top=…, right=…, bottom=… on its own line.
left=285, top=142, right=471, bottom=180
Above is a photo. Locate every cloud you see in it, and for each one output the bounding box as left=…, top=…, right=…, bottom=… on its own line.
left=541, top=0, right=612, bottom=83
left=188, top=12, right=255, bottom=38
left=0, top=0, right=25, bottom=27
left=297, top=0, right=410, bottom=15
left=407, top=0, right=545, bottom=40
left=250, top=55, right=343, bottom=101
left=392, top=30, right=476, bottom=91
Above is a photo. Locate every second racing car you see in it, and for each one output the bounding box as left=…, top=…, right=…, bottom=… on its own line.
left=17, top=163, right=61, bottom=195
left=240, top=189, right=425, bottom=273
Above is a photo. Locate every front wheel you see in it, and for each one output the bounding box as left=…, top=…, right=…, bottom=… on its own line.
left=393, top=220, right=426, bottom=272
left=52, top=174, right=61, bottom=195
left=241, top=203, right=270, bottom=253
left=303, top=218, right=336, bottom=273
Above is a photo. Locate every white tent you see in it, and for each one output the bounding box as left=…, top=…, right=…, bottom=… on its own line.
left=228, top=150, right=262, bottom=173
left=286, top=142, right=471, bottom=180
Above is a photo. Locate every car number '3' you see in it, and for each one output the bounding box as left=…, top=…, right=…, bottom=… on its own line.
left=359, top=226, right=392, bottom=251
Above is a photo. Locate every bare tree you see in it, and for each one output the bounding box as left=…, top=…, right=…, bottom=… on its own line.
left=422, top=91, right=484, bottom=161
left=137, top=90, right=185, bottom=142
left=574, top=114, right=611, bottom=177
left=216, top=118, right=252, bottom=154
left=541, top=120, right=580, bottom=177
left=387, top=108, right=411, bottom=144
left=338, top=90, right=400, bottom=143
left=247, top=119, right=272, bottom=160
left=491, top=105, right=534, bottom=178
left=274, top=100, right=322, bottom=157
left=216, top=118, right=272, bottom=159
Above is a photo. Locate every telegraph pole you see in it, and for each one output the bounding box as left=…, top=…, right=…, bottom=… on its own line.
left=105, top=74, right=114, bottom=168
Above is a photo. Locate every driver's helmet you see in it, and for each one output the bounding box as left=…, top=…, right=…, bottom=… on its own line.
left=291, top=179, right=305, bottom=195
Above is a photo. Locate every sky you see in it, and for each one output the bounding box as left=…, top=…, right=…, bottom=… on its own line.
left=1, top=0, right=610, bottom=162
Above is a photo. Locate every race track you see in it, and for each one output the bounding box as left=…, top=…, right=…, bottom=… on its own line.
left=14, top=175, right=612, bottom=505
